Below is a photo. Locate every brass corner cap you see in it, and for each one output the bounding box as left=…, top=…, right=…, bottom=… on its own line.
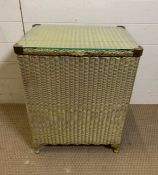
left=14, top=43, right=23, bottom=55
left=133, top=46, right=143, bottom=57
left=32, top=24, right=41, bottom=28
left=117, top=25, right=126, bottom=29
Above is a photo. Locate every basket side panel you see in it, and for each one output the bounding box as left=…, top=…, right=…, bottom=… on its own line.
left=17, top=55, right=139, bottom=146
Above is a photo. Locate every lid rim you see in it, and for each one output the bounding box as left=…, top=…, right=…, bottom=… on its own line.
left=14, top=45, right=140, bottom=57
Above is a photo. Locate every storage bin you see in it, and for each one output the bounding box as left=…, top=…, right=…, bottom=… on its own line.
left=14, top=25, right=143, bottom=153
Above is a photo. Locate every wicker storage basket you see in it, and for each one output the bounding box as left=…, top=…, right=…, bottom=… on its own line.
left=14, top=25, right=143, bottom=153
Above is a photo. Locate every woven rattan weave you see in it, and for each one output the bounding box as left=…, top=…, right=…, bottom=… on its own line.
left=14, top=25, right=143, bottom=153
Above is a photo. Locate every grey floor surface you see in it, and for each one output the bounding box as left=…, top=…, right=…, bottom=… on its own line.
left=0, top=104, right=158, bottom=175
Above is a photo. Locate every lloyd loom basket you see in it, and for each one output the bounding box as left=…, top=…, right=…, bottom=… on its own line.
left=14, top=25, right=143, bottom=153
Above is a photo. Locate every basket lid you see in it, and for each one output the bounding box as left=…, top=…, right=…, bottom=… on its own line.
left=14, top=25, right=143, bottom=57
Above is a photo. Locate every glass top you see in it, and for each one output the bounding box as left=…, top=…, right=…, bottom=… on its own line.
left=18, top=25, right=138, bottom=51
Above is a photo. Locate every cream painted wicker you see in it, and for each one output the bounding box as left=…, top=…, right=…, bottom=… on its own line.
left=14, top=25, right=143, bottom=153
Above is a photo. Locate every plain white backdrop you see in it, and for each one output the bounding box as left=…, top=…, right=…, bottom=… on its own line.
left=0, top=0, right=158, bottom=103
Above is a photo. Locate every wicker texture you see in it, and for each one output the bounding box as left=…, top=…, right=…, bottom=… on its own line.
left=18, top=55, right=139, bottom=148
left=22, top=47, right=134, bottom=57
left=19, top=25, right=138, bottom=50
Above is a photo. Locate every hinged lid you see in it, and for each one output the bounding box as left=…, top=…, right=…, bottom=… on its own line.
left=14, top=25, right=143, bottom=57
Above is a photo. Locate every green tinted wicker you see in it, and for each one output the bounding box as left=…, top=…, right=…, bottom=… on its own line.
left=14, top=25, right=143, bottom=153
left=18, top=25, right=138, bottom=50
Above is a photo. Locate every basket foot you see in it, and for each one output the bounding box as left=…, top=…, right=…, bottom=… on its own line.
left=33, top=146, right=40, bottom=154
left=111, top=144, right=120, bottom=153
left=34, top=148, right=40, bottom=154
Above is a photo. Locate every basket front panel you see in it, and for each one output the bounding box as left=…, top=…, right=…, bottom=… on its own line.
left=18, top=55, right=139, bottom=146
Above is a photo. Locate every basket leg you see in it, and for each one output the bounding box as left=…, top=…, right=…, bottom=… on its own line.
left=33, top=144, right=40, bottom=154
left=111, top=144, right=120, bottom=153
left=34, top=147, right=40, bottom=154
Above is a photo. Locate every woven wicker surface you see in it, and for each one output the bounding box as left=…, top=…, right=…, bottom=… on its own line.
left=0, top=104, right=157, bottom=175
left=18, top=55, right=139, bottom=149
left=18, top=25, right=138, bottom=50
